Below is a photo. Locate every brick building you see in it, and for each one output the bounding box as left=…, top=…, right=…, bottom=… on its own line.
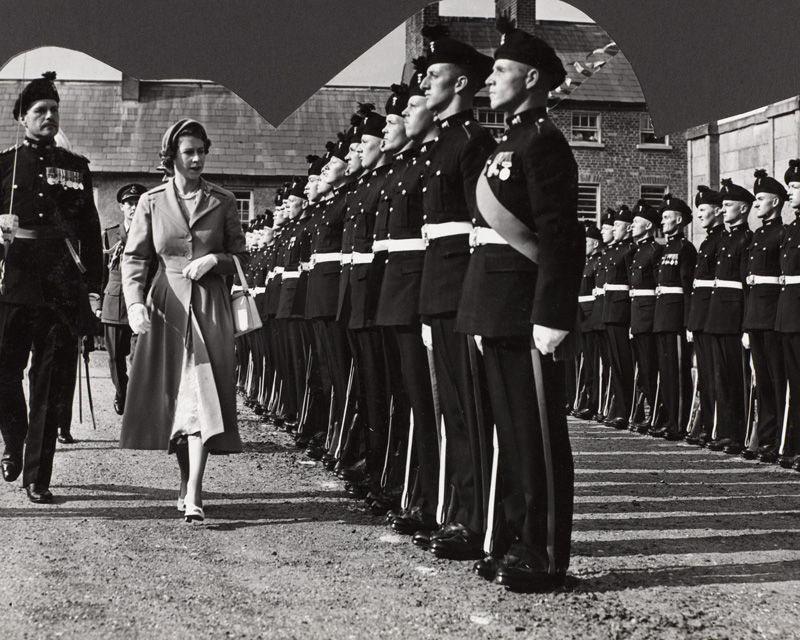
left=408, top=0, right=688, bottom=225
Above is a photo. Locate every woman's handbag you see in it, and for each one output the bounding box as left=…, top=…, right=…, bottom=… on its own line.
left=231, top=255, right=262, bottom=337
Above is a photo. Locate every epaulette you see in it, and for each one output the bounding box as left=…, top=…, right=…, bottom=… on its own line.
left=0, top=143, right=21, bottom=155
left=209, top=183, right=235, bottom=199
left=104, top=223, right=120, bottom=232
left=54, top=146, right=91, bottom=164
left=147, top=183, right=168, bottom=194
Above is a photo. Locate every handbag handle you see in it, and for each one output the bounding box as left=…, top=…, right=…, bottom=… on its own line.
left=231, top=255, right=250, bottom=294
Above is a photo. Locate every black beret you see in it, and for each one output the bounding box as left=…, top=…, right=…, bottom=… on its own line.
left=659, top=193, right=692, bottom=225
left=287, top=176, right=307, bottom=200
left=13, top=71, right=59, bottom=120
left=362, top=111, right=386, bottom=139
left=386, top=83, right=410, bottom=117
left=494, top=17, right=567, bottom=91
left=719, top=178, right=755, bottom=204
left=409, top=56, right=428, bottom=98
left=785, top=159, right=800, bottom=185
left=331, top=130, right=350, bottom=161
left=116, top=183, right=147, bottom=203
left=753, top=169, right=787, bottom=198
left=585, top=224, right=603, bottom=241
left=695, top=185, right=722, bottom=207
left=601, top=208, right=616, bottom=226
left=632, top=199, right=661, bottom=226
left=306, top=154, right=326, bottom=177
left=422, top=24, right=494, bottom=86
left=613, top=205, right=633, bottom=224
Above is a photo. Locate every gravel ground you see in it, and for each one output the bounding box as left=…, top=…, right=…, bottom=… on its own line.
left=1, top=356, right=799, bottom=639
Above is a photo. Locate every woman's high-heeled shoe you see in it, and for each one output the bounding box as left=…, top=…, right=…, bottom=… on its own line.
left=184, top=504, right=204, bottom=524
left=177, top=496, right=186, bottom=512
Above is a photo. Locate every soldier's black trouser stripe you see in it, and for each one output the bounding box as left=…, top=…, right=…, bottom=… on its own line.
left=749, top=329, right=786, bottom=452
left=656, top=331, right=692, bottom=434
left=708, top=334, right=747, bottom=442
left=605, top=323, right=634, bottom=420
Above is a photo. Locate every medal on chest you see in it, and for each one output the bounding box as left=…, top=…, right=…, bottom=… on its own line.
left=486, top=151, right=515, bottom=181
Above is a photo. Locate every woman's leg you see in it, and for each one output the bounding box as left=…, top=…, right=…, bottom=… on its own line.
left=185, top=434, right=208, bottom=509
left=176, top=439, right=189, bottom=504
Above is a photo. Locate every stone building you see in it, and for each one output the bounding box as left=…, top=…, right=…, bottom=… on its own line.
left=687, top=97, right=800, bottom=245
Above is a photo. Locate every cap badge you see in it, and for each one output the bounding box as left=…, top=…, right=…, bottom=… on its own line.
left=429, top=41, right=435, bottom=53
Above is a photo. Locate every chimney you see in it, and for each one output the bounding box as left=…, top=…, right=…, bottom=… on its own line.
left=405, top=2, right=440, bottom=60
left=121, top=73, right=140, bottom=101
left=495, top=0, right=536, bottom=34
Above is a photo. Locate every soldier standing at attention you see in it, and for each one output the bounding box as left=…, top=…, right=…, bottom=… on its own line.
left=463, top=17, right=583, bottom=591
left=627, top=200, right=663, bottom=434
left=704, top=179, right=754, bottom=454
left=685, top=186, right=724, bottom=446
left=0, top=72, right=103, bottom=502
left=590, top=211, right=616, bottom=422
left=413, top=24, right=497, bottom=559
left=101, top=183, right=148, bottom=417
left=774, top=160, right=800, bottom=470
left=573, top=224, right=603, bottom=420
left=652, top=194, right=696, bottom=440
left=602, top=205, right=636, bottom=429
left=741, top=170, right=786, bottom=461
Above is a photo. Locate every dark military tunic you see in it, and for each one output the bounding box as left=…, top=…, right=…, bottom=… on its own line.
left=574, top=250, right=601, bottom=415
left=459, top=106, right=582, bottom=576
left=777, top=213, right=800, bottom=458
left=305, top=186, right=349, bottom=320
left=654, top=231, right=697, bottom=435
left=0, top=137, right=103, bottom=489
left=705, top=222, right=753, bottom=445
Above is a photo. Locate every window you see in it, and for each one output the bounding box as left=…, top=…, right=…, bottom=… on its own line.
left=577, top=183, right=600, bottom=224
left=475, top=108, right=505, bottom=141
left=233, top=190, right=253, bottom=225
left=639, top=114, right=669, bottom=146
left=571, top=112, right=601, bottom=143
left=640, top=185, right=668, bottom=207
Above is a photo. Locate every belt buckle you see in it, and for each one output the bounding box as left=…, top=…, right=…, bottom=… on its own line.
left=780, top=275, right=786, bottom=286
left=468, top=228, right=478, bottom=248
left=422, top=226, right=430, bottom=247
left=746, top=274, right=755, bottom=286
left=712, top=279, right=719, bottom=288
left=655, top=286, right=662, bottom=296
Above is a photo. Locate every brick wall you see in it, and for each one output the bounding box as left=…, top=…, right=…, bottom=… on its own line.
left=495, top=0, right=536, bottom=33
left=405, top=3, right=440, bottom=60
left=549, top=104, right=687, bottom=220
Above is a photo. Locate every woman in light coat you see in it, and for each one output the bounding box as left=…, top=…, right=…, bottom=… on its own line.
left=120, top=119, right=248, bottom=523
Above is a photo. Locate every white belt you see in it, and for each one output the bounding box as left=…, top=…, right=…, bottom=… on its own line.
left=592, top=287, right=605, bottom=297
left=282, top=271, right=300, bottom=279
left=656, top=286, right=684, bottom=296
left=274, top=266, right=285, bottom=274
left=372, top=239, right=389, bottom=253
left=267, top=271, right=275, bottom=281
left=604, top=284, right=630, bottom=292
left=469, top=227, right=508, bottom=247
left=253, top=286, right=266, bottom=295
left=780, top=275, right=800, bottom=285
left=578, top=295, right=595, bottom=303
left=351, top=252, right=374, bottom=265
left=746, top=275, right=781, bottom=285
left=311, top=252, right=342, bottom=266
left=386, top=238, right=426, bottom=252
left=422, top=221, right=473, bottom=244
left=693, top=279, right=714, bottom=289
left=232, top=285, right=244, bottom=293
left=629, top=288, right=656, bottom=297
left=340, top=253, right=353, bottom=266
left=300, top=262, right=311, bottom=272
left=712, top=278, right=743, bottom=290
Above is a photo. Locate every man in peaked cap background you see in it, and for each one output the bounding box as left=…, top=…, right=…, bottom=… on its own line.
left=0, top=72, right=103, bottom=503
left=461, top=16, right=583, bottom=591
left=101, top=183, right=149, bottom=418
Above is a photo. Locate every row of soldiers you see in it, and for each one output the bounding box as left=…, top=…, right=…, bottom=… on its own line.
left=569, top=164, right=800, bottom=470
left=233, top=20, right=584, bottom=593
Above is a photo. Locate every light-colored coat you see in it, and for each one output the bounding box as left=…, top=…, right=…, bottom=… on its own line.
left=119, top=178, right=248, bottom=453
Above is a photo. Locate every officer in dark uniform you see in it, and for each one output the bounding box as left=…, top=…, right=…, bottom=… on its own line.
left=573, top=224, right=603, bottom=419
left=413, top=24, right=496, bottom=558
left=685, top=186, right=724, bottom=445
left=602, top=205, right=636, bottom=429
left=776, top=160, right=800, bottom=470
left=652, top=193, right=696, bottom=440
left=0, top=72, right=103, bottom=502
left=742, top=170, right=786, bottom=461
left=628, top=199, right=664, bottom=433
left=461, top=18, right=583, bottom=591
left=590, top=211, right=616, bottom=422
left=704, top=178, right=754, bottom=454
left=101, top=183, right=147, bottom=416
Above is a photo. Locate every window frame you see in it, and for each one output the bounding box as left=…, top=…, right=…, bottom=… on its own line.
left=232, top=189, right=254, bottom=226
left=577, top=182, right=601, bottom=225
left=570, top=111, right=603, bottom=147
left=637, top=114, right=672, bottom=150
